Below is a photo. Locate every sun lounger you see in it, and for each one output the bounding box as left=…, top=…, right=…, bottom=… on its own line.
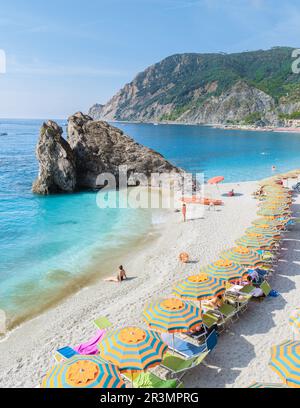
left=219, top=303, right=239, bottom=323
left=161, top=333, right=207, bottom=359
left=93, top=316, right=113, bottom=330
left=123, top=371, right=183, bottom=388
left=202, top=312, right=219, bottom=329
left=260, top=280, right=272, bottom=297
left=162, top=351, right=209, bottom=379
left=54, top=346, right=79, bottom=362
left=240, top=284, right=256, bottom=294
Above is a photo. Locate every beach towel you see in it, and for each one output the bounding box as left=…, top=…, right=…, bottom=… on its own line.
left=74, top=329, right=106, bottom=355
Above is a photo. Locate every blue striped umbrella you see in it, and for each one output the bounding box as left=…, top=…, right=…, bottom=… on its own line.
left=98, top=326, right=167, bottom=372
left=269, top=340, right=300, bottom=388
left=41, top=355, right=125, bottom=388
left=143, top=298, right=202, bottom=333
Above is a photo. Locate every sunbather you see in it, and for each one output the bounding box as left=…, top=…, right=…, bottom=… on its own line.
left=104, top=265, right=127, bottom=283
left=203, top=294, right=224, bottom=310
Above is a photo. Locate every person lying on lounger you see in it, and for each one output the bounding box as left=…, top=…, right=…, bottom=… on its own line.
left=104, top=265, right=127, bottom=283
left=203, top=294, right=224, bottom=310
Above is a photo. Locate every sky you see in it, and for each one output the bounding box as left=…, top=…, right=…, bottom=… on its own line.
left=0, top=0, right=300, bottom=118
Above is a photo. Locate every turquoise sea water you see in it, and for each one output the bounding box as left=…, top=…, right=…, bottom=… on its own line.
left=1, top=119, right=300, bottom=327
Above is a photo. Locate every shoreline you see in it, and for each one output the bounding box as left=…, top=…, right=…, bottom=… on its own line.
left=110, top=119, right=300, bottom=133
left=0, top=180, right=259, bottom=387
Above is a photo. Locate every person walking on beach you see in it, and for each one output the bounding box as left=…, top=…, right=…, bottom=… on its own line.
left=182, top=203, right=187, bottom=222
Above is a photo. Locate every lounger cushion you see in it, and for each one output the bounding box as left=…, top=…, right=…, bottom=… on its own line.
left=161, top=333, right=207, bottom=358
left=134, top=372, right=178, bottom=388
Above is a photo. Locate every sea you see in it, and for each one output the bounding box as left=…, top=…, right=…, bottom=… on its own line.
left=1, top=119, right=300, bottom=328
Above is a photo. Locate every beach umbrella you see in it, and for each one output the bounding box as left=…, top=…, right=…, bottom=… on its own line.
left=259, top=203, right=290, bottom=211
left=220, top=246, right=262, bottom=268
left=247, top=382, right=288, bottom=388
left=41, top=355, right=125, bottom=388
left=143, top=298, right=202, bottom=333
left=245, top=226, right=281, bottom=239
left=252, top=218, right=287, bottom=229
left=173, top=273, right=225, bottom=302
left=269, top=340, right=300, bottom=388
left=289, top=308, right=300, bottom=337
left=257, top=208, right=291, bottom=217
left=236, top=233, right=275, bottom=250
left=207, top=176, right=224, bottom=185
left=201, top=259, right=247, bottom=282
left=98, top=326, right=167, bottom=374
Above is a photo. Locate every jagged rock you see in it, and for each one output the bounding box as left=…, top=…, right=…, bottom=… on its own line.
left=88, top=103, right=104, bottom=120
left=32, top=114, right=182, bottom=194
left=32, top=121, right=76, bottom=194
left=67, top=112, right=181, bottom=189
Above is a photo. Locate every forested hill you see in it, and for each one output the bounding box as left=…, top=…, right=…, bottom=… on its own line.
left=89, top=47, right=300, bottom=125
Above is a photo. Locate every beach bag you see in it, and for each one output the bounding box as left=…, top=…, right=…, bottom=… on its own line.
left=268, top=289, right=279, bottom=297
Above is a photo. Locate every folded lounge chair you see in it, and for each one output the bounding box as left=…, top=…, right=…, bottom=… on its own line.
left=93, top=316, right=113, bottom=330
left=260, top=280, right=272, bottom=297
left=54, top=346, right=79, bottom=362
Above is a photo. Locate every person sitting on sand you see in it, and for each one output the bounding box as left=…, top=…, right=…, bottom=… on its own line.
left=104, top=265, right=127, bottom=283
left=228, top=189, right=235, bottom=197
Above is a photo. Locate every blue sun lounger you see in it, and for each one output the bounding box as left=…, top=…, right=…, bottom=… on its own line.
left=161, top=330, right=218, bottom=359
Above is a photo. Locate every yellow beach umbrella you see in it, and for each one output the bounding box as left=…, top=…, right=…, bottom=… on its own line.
left=201, top=259, right=247, bottom=282
left=269, top=340, right=300, bottom=388
left=173, top=273, right=225, bottom=302
left=143, top=298, right=203, bottom=333
left=236, top=233, right=275, bottom=250
left=245, top=226, right=281, bottom=239
left=220, top=246, right=262, bottom=267
left=41, top=355, right=125, bottom=388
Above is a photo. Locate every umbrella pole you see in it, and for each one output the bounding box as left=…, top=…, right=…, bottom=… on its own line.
left=131, top=371, right=134, bottom=388
left=172, top=333, right=175, bottom=355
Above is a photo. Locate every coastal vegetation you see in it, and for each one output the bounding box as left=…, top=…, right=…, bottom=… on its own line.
left=90, top=47, right=300, bottom=126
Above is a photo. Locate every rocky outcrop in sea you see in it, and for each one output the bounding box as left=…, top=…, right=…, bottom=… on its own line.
left=32, top=112, right=181, bottom=194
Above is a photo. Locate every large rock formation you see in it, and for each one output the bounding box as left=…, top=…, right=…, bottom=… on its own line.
left=33, top=113, right=181, bottom=194
left=32, top=121, right=76, bottom=194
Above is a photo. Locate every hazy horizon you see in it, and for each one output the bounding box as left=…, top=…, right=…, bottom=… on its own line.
left=1, top=0, right=300, bottom=118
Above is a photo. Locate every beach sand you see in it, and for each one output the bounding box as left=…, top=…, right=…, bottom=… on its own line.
left=0, top=180, right=299, bottom=388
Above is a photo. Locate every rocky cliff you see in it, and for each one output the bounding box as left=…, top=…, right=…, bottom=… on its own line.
left=89, top=47, right=300, bottom=126
left=32, top=121, right=76, bottom=194
left=33, top=112, right=181, bottom=194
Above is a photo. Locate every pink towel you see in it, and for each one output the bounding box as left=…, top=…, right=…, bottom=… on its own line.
left=74, top=329, right=106, bottom=355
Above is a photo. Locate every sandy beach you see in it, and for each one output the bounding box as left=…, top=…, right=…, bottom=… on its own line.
left=0, top=179, right=299, bottom=388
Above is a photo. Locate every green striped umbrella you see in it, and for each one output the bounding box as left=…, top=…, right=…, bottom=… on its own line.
left=236, top=233, right=275, bottom=250
left=173, top=274, right=225, bottom=302
left=41, top=355, right=125, bottom=388
left=257, top=208, right=291, bottom=217
left=201, top=259, right=247, bottom=282
left=245, top=226, right=281, bottom=239
left=98, top=326, right=167, bottom=373
left=143, top=298, right=202, bottom=333
left=269, top=340, right=300, bottom=388
left=247, top=382, right=288, bottom=388
left=252, top=218, right=288, bottom=228
left=220, top=246, right=262, bottom=267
